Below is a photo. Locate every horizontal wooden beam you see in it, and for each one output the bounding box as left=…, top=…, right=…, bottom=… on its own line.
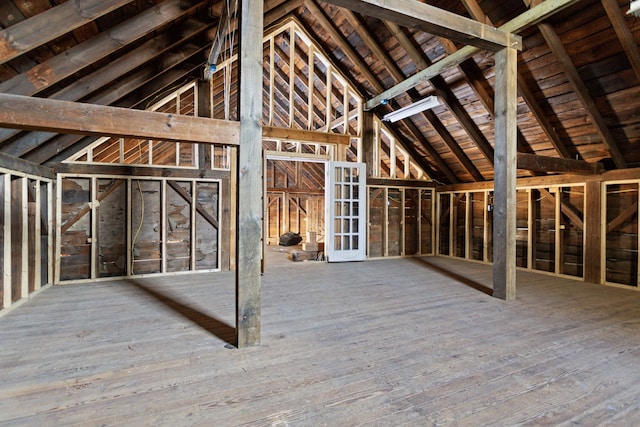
left=262, top=126, right=352, bottom=145
left=365, top=0, right=581, bottom=109
left=517, top=153, right=604, bottom=175
left=0, top=152, right=55, bottom=179
left=0, top=94, right=240, bottom=146
left=54, top=163, right=230, bottom=180
left=321, top=0, right=521, bottom=51
left=267, top=187, right=325, bottom=195
left=366, top=177, right=435, bottom=188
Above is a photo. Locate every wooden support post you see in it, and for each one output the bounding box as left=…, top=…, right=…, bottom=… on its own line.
left=236, top=0, right=263, bottom=348
left=584, top=180, right=602, bottom=284
left=492, top=47, right=517, bottom=300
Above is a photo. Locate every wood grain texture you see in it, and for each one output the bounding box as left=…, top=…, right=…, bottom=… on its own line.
left=0, top=93, right=240, bottom=146
left=0, top=256, right=639, bottom=424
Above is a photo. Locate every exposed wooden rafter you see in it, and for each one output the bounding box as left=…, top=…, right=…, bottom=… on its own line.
left=536, top=22, right=626, bottom=168
left=366, top=0, right=581, bottom=110
left=0, top=0, right=131, bottom=65
left=320, top=0, right=521, bottom=51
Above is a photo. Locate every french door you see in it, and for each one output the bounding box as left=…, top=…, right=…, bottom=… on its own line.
left=325, top=161, right=366, bottom=262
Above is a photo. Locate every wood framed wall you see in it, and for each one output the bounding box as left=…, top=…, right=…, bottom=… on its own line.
left=367, top=181, right=435, bottom=259
left=57, top=172, right=229, bottom=284
left=0, top=168, right=54, bottom=314
left=440, top=169, right=640, bottom=290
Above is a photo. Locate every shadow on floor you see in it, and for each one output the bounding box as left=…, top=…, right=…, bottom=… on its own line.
left=125, top=279, right=237, bottom=347
left=412, top=257, right=493, bottom=297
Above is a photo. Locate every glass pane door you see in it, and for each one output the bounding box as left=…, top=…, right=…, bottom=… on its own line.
left=326, top=162, right=366, bottom=262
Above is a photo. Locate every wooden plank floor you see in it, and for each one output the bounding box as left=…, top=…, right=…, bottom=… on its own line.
left=1, top=252, right=640, bottom=426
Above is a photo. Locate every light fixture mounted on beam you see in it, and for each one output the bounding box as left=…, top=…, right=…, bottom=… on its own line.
left=382, top=96, right=440, bottom=123
left=629, top=0, right=640, bottom=17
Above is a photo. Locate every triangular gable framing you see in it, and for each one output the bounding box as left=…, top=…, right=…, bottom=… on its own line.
left=66, top=17, right=429, bottom=181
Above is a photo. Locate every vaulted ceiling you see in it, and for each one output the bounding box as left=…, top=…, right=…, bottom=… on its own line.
left=0, top=0, right=638, bottom=185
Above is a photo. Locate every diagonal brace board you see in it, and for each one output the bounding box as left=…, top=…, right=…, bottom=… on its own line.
left=366, top=0, right=581, bottom=109
left=167, top=181, right=219, bottom=230
left=321, top=0, right=521, bottom=52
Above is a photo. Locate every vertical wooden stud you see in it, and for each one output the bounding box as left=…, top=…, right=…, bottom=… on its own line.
left=20, top=177, right=28, bottom=299
left=2, top=174, right=11, bottom=308
left=493, top=47, right=517, bottom=300
left=236, top=0, right=264, bottom=348
left=34, top=180, right=41, bottom=291
left=527, top=188, right=533, bottom=269
left=47, top=181, right=54, bottom=285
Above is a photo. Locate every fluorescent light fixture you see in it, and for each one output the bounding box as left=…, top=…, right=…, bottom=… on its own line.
left=629, top=0, right=640, bottom=16
left=382, top=96, right=440, bottom=123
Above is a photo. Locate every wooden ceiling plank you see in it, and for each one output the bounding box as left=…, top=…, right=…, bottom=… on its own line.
left=304, top=0, right=384, bottom=93
left=0, top=0, right=131, bottom=66
left=265, top=0, right=305, bottom=27
left=384, top=21, right=484, bottom=181
left=451, top=1, right=572, bottom=161
left=600, top=0, right=640, bottom=83
left=537, top=22, right=626, bottom=168
left=516, top=73, right=573, bottom=159
left=319, top=0, right=521, bottom=51
left=0, top=0, right=198, bottom=96
left=0, top=93, right=240, bottom=146
left=0, top=19, right=211, bottom=149
left=366, top=0, right=582, bottom=110
left=341, top=11, right=475, bottom=180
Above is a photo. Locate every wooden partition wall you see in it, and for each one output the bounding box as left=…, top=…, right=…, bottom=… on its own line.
left=57, top=173, right=230, bottom=283
left=439, top=171, right=640, bottom=290
left=0, top=169, right=53, bottom=312
left=367, top=184, right=435, bottom=258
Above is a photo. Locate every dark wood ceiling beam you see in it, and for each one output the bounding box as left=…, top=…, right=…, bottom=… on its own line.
left=367, top=0, right=582, bottom=109
left=318, top=9, right=464, bottom=180
left=30, top=64, right=204, bottom=165
left=265, top=0, right=305, bottom=27
left=516, top=74, right=572, bottom=159
left=393, top=115, right=459, bottom=183
left=0, top=152, right=54, bottom=179
left=600, top=0, right=640, bottom=83
left=516, top=153, right=604, bottom=175
left=0, top=0, right=201, bottom=97
left=305, top=0, right=450, bottom=180
left=384, top=21, right=486, bottom=181
left=319, top=0, right=521, bottom=51
left=0, top=0, right=131, bottom=66
left=305, top=0, right=384, bottom=93
left=460, top=0, right=573, bottom=161
left=0, top=19, right=211, bottom=149
left=537, top=22, right=626, bottom=168
left=4, top=45, right=205, bottom=158
left=0, top=93, right=239, bottom=145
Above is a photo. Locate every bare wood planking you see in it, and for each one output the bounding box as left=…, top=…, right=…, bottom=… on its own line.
left=321, top=0, right=521, bottom=51
left=0, top=0, right=195, bottom=96
left=0, top=257, right=639, bottom=424
left=0, top=0, right=131, bottom=65
left=0, top=94, right=240, bottom=146
left=366, top=0, right=581, bottom=109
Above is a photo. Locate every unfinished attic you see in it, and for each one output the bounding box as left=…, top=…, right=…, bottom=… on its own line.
left=1, top=0, right=640, bottom=424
